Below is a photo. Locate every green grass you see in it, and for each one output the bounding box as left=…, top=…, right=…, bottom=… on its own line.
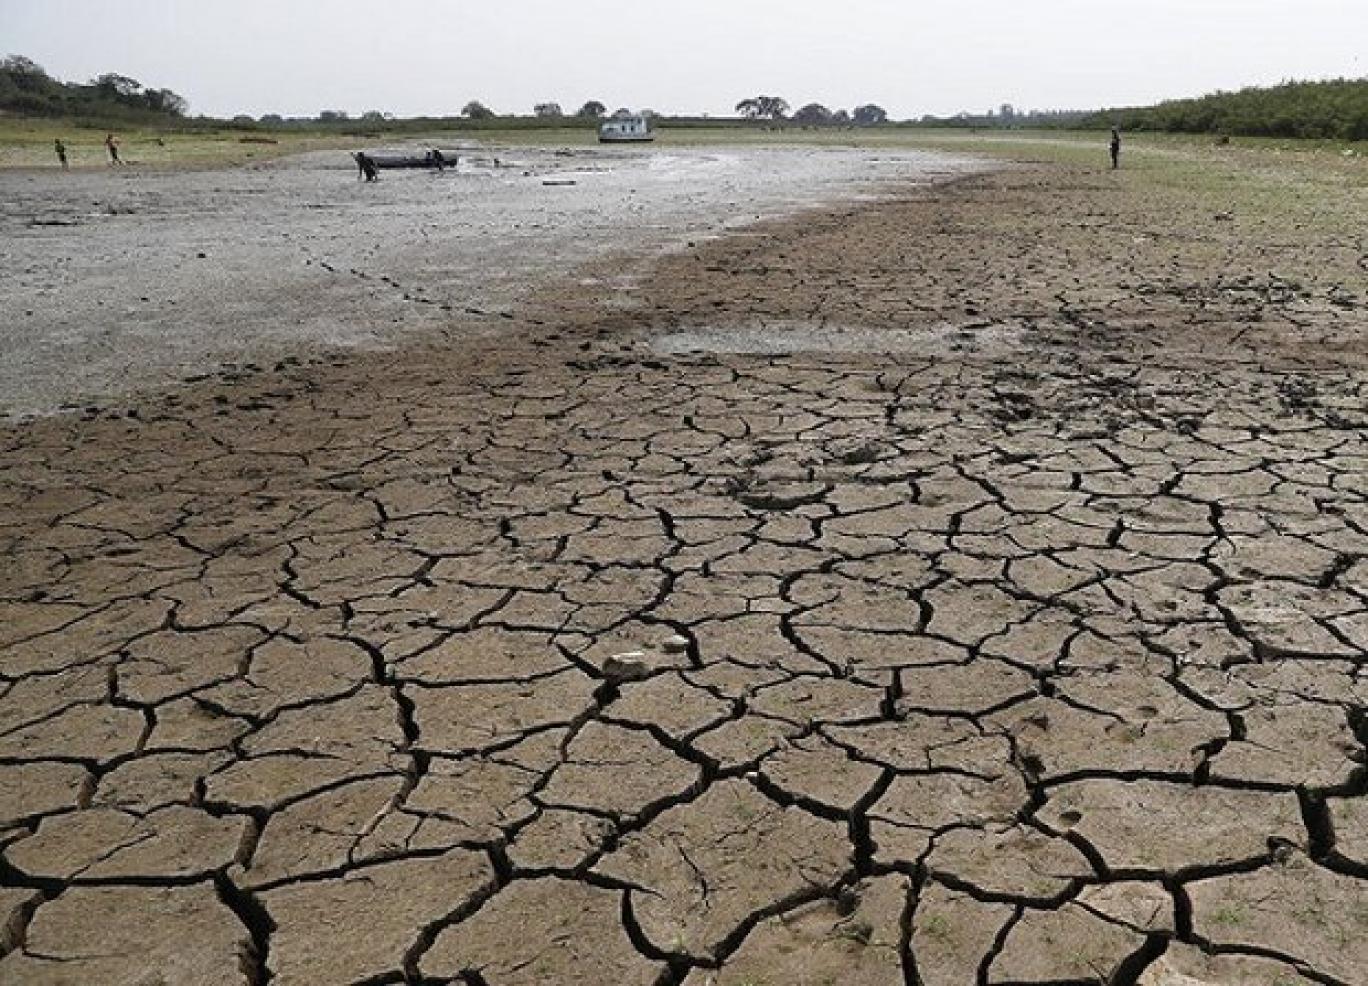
left=6, top=116, right=1364, bottom=169
left=0, top=117, right=361, bottom=169
left=877, top=127, right=1367, bottom=240
left=661, top=125, right=1367, bottom=161
left=918, top=912, right=953, bottom=942
left=0, top=118, right=603, bottom=168
left=3, top=118, right=1363, bottom=243
left=1209, top=903, right=1248, bottom=927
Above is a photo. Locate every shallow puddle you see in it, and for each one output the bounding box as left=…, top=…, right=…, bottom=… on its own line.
left=650, top=319, right=1025, bottom=355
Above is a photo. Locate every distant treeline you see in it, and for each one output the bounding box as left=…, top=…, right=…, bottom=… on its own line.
left=912, top=106, right=1088, bottom=129
left=1081, top=78, right=1368, bottom=140
left=911, top=80, right=1368, bottom=141
left=5, top=54, right=1366, bottom=142
left=0, top=56, right=188, bottom=121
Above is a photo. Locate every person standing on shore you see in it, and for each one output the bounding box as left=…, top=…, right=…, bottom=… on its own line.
left=353, top=151, right=379, bottom=182
left=1109, top=127, right=1121, bottom=170
left=105, top=132, right=122, bottom=166
left=54, top=139, right=68, bottom=169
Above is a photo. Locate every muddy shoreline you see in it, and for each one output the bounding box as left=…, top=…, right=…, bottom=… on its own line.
left=0, top=143, right=981, bottom=420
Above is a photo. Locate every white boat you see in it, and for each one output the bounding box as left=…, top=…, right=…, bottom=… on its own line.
left=599, top=115, right=654, bottom=143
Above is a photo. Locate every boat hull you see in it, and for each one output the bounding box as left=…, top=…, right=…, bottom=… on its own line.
left=363, top=152, right=461, bottom=170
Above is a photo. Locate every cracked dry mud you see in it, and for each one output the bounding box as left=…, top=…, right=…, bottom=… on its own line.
left=2, top=153, right=1367, bottom=986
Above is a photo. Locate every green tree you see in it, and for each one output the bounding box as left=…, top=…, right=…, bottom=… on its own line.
left=1079, top=78, right=1368, bottom=141
left=0, top=56, right=187, bottom=119
left=793, top=103, right=833, bottom=125
left=143, top=87, right=187, bottom=116
left=92, top=72, right=142, bottom=100
left=1, top=55, right=51, bottom=91
left=736, top=95, right=789, bottom=120
left=576, top=100, right=607, bottom=118
left=853, top=104, right=888, bottom=125
left=533, top=102, right=563, bottom=118
left=462, top=100, right=495, bottom=119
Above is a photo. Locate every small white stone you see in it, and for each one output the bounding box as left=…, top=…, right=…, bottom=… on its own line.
left=602, top=653, right=652, bottom=684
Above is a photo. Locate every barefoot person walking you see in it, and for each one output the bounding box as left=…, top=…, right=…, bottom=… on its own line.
left=1109, top=127, right=1121, bottom=169
left=105, top=132, right=122, bottom=166
left=54, top=139, right=68, bottom=169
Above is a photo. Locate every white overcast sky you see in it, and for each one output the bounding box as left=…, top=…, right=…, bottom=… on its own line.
left=2, top=0, right=1365, bottom=119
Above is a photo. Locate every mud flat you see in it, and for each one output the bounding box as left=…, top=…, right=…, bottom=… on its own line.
left=0, top=142, right=1365, bottom=985
left=0, top=143, right=977, bottom=419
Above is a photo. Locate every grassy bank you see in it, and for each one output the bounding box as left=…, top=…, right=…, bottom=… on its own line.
left=3, top=117, right=1362, bottom=241
left=0, top=117, right=368, bottom=168
left=6, top=115, right=1365, bottom=169
left=893, top=128, right=1368, bottom=240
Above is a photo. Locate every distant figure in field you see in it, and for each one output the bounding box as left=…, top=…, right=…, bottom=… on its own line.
left=429, top=148, right=447, bottom=172
left=353, top=152, right=379, bottom=182
left=54, top=139, right=68, bottom=169
left=1109, top=127, right=1121, bottom=170
left=105, top=133, right=122, bottom=166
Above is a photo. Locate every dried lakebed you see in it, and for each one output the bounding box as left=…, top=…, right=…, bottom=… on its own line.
left=0, top=143, right=977, bottom=420
left=1, top=154, right=1366, bottom=985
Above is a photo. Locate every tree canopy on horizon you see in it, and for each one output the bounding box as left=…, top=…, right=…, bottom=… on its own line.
left=0, top=55, right=188, bottom=120
left=1082, top=77, right=1368, bottom=140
